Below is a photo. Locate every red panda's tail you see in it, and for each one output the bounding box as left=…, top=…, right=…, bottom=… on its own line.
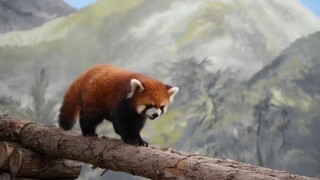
left=58, top=81, right=80, bottom=130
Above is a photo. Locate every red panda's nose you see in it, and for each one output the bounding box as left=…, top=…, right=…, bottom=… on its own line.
left=152, top=113, right=159, bottom=118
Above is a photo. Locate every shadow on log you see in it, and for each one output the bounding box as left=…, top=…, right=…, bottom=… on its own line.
left=0, top=172, right=37, bottom=180
left=0, top=115, right=318, bottom=180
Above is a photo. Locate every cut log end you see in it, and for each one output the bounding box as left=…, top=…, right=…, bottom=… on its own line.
left=0, top=142, right=9, bottom=167
left=0, top=142, right=22, bottom=171
left=9, top=148, right=82, bottom=179
left=9, top=149, right=23, bottom=176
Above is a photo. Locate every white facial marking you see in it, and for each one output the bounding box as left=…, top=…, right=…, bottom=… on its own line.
left=136, top=105, right=146, bottom=114
left=127, top=79, right=144, bottom=98
left=168, top=87, right=179, bottom=102
left=146, top=107, right=162, bottom=119
left=162, top=105, right=168, bottom=114
left=160, top=103, right=168, bottom=114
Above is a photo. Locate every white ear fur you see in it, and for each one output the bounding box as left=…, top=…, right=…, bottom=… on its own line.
left=127, top=79, right=144, bottom=98
left=168, top=87, right=179, bottom=102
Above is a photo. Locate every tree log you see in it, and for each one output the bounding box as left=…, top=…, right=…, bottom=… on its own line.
left=9, top=147, right=81, bottom=179
left=0, top=115, right=34, bottom=142
left=0, top=115, right=318, bottom=180
left=0, top=141, right=22, bottom=171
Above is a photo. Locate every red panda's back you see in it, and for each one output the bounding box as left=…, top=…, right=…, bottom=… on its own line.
left=78, top=65, right=132, bottom=111
left=78, top=65, right=164, bottom=111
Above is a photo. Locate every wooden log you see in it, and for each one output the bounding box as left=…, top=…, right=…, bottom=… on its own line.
left=9, top=147, right=82, bottom=179
left=0, top=141, right=22, bottom=171
left=0, top=115, right=34, bottom=142
left=0, top=116, right=317, bottom=180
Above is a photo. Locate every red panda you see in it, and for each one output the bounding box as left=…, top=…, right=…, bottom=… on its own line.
left=58, top=64, right=179, bottom=146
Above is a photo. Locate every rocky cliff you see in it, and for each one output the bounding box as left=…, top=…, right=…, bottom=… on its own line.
left=0, top=0, right=74, bottom=33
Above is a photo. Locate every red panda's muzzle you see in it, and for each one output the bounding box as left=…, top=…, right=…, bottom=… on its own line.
left=145, top=107, right=162, bottom=120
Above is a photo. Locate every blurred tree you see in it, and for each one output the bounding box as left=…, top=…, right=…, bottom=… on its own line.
left=0, top=68, right=56, bottom=124
left=157, top=57, right=241, bottom=156
left=157, top=57, right=320, bottom=177
left=250, top=92, right=317, bottom=172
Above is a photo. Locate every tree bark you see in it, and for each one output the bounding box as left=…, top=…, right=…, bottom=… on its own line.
left=9, top=147, right=81, bottom=179
left=0, top=141, right=22, bottom=171
left=0, top=115, right=34, bottom=142
left=0, top=115, right=318, bottom=180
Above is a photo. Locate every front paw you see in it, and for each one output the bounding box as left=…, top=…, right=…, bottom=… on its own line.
left=138, top=140, right=148, bottom=147
left=83, top=132, right=98, bottom=137
left=123, top=139, right=148, bottom=147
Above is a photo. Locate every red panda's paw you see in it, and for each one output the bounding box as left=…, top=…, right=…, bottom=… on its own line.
left=123, top=139, right=148, bottom=147
left=82, top=132, right=98, bottom=137
left=138, top=140, right=148, bottom=147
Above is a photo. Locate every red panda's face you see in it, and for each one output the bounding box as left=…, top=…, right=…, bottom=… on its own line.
left=127, top=79, right=179, bottom=120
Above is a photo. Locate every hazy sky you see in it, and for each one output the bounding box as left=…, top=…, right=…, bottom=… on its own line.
left=300, top=0, right=320, bottom=16
left=63, top=0, right=320, bottom=16
left=64, top=0, right=97, bottom=9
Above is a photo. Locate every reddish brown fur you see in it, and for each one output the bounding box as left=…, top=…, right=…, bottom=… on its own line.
left=59, top=64, right=170, bottom=126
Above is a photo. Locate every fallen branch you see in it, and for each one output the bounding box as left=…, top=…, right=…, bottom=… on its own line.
left=0, top=115, right=317, bottom=180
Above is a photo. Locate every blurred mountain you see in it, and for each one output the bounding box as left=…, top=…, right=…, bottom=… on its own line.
left=245, top=30, right=320, bottom=176
left=247, top=31, right=320, bottom=106
left=1, top=0, right=320, bottom=78
left=0, top=0, right=75, bottom=33
left=248, top=31, right=320, bottom=88
left=173, top=31, right=320, bottom=177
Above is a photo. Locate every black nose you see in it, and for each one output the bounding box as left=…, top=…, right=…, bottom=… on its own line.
left=152, top=113, right=159, bottom=118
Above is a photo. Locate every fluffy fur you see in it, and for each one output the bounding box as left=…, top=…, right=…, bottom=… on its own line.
left=58, top=64, right=178, bottom=146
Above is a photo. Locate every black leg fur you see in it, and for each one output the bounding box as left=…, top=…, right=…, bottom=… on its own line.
left=80, top=109, right=103, bottom=137
left=114, top=121, right=148, bottom=147
left=113, top=98, right=148, bottom=146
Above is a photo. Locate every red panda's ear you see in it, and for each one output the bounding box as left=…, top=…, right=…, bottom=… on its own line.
left=127, top=79, right=144, bottom=98
left=167, top=86, right=179, bottom=103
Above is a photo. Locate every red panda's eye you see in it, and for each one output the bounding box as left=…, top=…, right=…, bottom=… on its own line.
left=160, top=105, right=165, bottom=110
left=145, top=104, right=153, bottom=109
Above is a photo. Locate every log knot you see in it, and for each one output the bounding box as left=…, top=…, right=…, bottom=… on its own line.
left=227, top=173, right=236, bottom=180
